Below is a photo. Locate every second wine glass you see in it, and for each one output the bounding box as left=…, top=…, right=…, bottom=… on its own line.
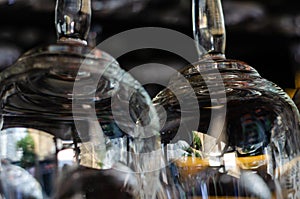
left=153, top=0, right=300, bottom=198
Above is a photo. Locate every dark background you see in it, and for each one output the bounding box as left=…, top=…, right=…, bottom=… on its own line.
left=1, top=0, right=300, bottom=97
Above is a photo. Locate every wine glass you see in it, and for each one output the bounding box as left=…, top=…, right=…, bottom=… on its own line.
left=0, top=0, right=162, bottom=198
left=153, top=0, right=300, bottom=198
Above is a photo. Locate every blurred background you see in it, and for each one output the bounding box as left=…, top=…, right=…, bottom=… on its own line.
left=1, top=0, right=300, bottom=98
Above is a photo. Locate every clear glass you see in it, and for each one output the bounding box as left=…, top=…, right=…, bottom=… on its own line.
left=0, top=0, right=162, bottom=198
left=153, top=0, right=300, bottom=198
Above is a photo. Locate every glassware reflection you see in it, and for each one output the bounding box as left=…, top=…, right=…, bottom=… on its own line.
left=153, top=0, right=300, bottom=198
left=0, top=0, right=162, bottom=198
left=1, top=159, right=43, bottom=198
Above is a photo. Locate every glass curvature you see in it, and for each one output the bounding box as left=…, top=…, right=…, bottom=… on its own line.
left=0, top=0, right=162, bottom=198
left=153, top=0, right=300, bottom=198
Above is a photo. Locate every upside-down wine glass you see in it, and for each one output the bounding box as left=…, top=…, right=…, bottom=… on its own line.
left=0, top=0, right=163, bottom=198
left=153, top=0, right=300, bottom=198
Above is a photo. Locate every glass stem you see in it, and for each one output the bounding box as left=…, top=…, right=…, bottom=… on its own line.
left=55, top=0, right=91, bottom=45
left=192, top=0, right=226, bottom=59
